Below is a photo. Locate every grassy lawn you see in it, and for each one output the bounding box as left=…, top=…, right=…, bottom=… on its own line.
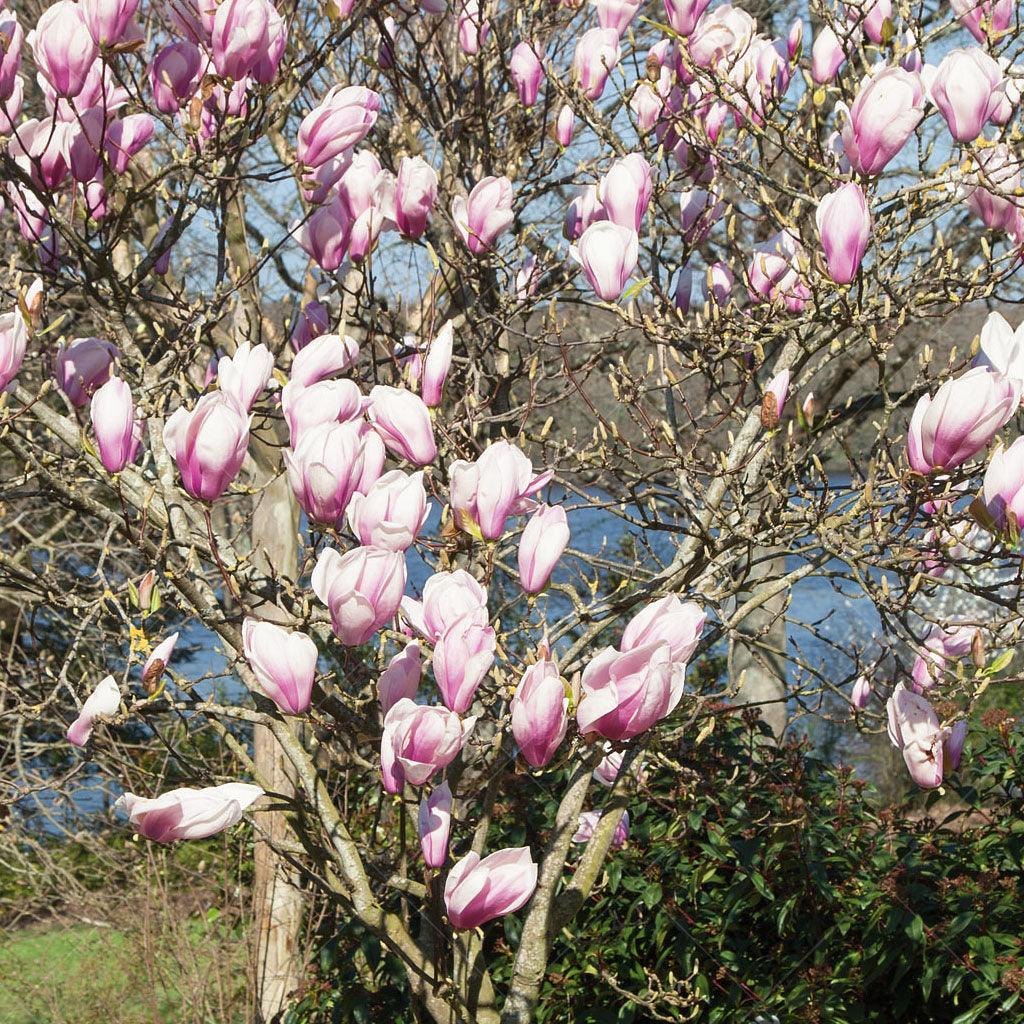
left=0, top=918, right=247, bottom=1024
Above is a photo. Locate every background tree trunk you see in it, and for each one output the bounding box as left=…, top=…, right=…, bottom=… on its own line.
left=729, top=550, right=789, bottom=740
left=250, top=454, right=305, bottom=1021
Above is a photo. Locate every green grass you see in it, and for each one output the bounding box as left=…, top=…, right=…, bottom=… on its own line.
left=0, top=918, right=246, bottom=1024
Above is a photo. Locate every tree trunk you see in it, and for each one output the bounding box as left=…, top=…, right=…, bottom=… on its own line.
left=728, top=550, right=789, bottom=740
left=250, top=458, right=305, bottom=1021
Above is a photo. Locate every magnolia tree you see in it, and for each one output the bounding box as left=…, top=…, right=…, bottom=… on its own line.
left=1, top=0, right=1023, bottom=1019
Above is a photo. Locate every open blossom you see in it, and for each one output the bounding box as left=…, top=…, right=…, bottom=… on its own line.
left=347, top=470, right=431, bottom=551
left=242, top=618, right=318, bottom=715
left=577, top=641, right=674, bottom=741
left=67, top=675, right=121, bottom=747
left=572, top=809, right=630, bottom=848
left=599, top=154, right=652, bottom=232
left=418, top=782, right=452, bottom=867
left=401, top=570, right=488, bottom=642
left=886, top=683, right=965, bottom=789
left=906, top=366, right=1020, bottom=474
left=380, top=698, right=476, bottom=792
left=816, top=182, right=871, bottom=285
left=164, top=392, right=250, bottom=501
left=290, top=333, right=360, bottom=387
left=457, top=0, right=489, bottom=54
left=444, top=847, right=537, bottom=930
left=452, top=176, right=514, bottom=255
left=150, top=41, right=204, bottom=113
left=975, top=311, right=1024, bottom=385
left=114, top=783, right=263, bottom=843
left=217, top=341, right=274, bottom=412
left=747, top=231, right=809, bottom=313
left=910, top=625, right=975, bottom=691
left=594, top=746, right=625, bottom=786
left=281, top=378, right=365, bottom=447
left=511, top=655, right=568, bottom=768
left=950, top=0, right=1012, bottom=43
left=30, top=1, right=98, bottom=99
left=312, top=545, right=406, bottom=646
left=966, top=145, right=1023, bottom=234
left=379, top=642, right=422, bottom=713
left=663, top=0, right=713, bottom=36
left=448, top=440, right=552, bottom=540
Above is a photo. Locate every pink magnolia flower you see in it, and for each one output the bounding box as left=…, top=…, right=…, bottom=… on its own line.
left=67, top=675, right=120, bottom=747
left=703, top=261, right=734, bottom=307
left=851, top=676, right=872, bottom=709
left=966, top=145, right=1023, bottom=233
left=621, top=596, right=705, bottom=665
left=510, top=40, right=544, bottom=108
left=452, top=176, right=515, bottom=255
left=379, top=642, right=422, bottom=713
left=433, top=610, right=496, bottom=713
left=312, top=545, right=407, bottom=646
left=296, top=196, right=351, bottom=271
left=105, top=114, right=155, bottom=175
left=457, top=0, right=489, bottom=54
left=211, top=0, right=274, bottom=81
left=421, top=320, right=454, bottom=408
left=564, top=184, right=607, bottom=242
left=395, top=156, right=438, bottom=239
left=30, top=1, right=98, bottom=99
left=367, top=385, right=437, bottom=465
left=572, top=809, right=630, bottom=848
left=347, top=469, right=431, bottom=551
left=444, top=847, right=537, bottom=930
left=573, top=27, right=621, bottom=100
left=974, top=310, right=1024, bottom=384
left=555, top=104, right=575, bottom=146
left=838, top=67, right=925, bottom=176
left=848, top=0, right=891, bottom=44
left=688, top=4, right=756, bottom=72
left=907, top=366, right=1020, bottom=474
left=380, top=697, right=476, bottom=792
left=54, top=337, right=118, bottom=406
left=285, top=419, right=384, bottom=525
left=0, top=308, right=29, bottom=391
left=291, top=300, right=330, bottom=352
left=674, top=267, right=694, bottom=313
left=448, top=440, right=552, bottom=540
left=114, top=783, right=263, bottom=842
left=518, top=504, right=570, bottom=594
left=573, top=222, right=640, bottom=302
left=91, top=376, right=143, bottom=473
left=599, top=153, right=653, bottom=232
left=886, top=683, right=964, bottom=789
left=81, top=0, right=139, bottom=45
left=290, top=333, right=360, bottom=387
left=281, top=378, right=365, bottom=446
left=983, top=436, right=1024, bottom=531
left=337, top=152, right=396, bottom=262
left=811, top=26, right=849, bottom=84
left=630, top=81, right=665, bottom=133
left=0, top=11, right=24, bottom=103
left=511, top=655, right=568, bottom=768
left=164, top=392, right=250, bottom=502
left=142, top=632, right=178, bottom=688
left=910, top=624, right=974, bottom=691
left=401, top=570, right=488, bottom=642
left=950, top=0, right=1012, bottom=43
left=242, top=617, right=318, bottom=715
left=929, top=47, right=1005, bottom=143
left=418, top=781, right=452, bottom=868
left=576, top=641, right=674, bottom=741
left=747, top=230, right=810, bottom=313
left=217, top=341, right=274, bottom=412
left=816, top=182, right=871, bottom=284
left=595, top=0, right=640, bottom=32
left=662, top=0, right=712, bottom=37
left=297, top=86, right=380, bottom=170
left=594, top=745, right=625, bottom=786
left=149, top=42, right=204, bottom=113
